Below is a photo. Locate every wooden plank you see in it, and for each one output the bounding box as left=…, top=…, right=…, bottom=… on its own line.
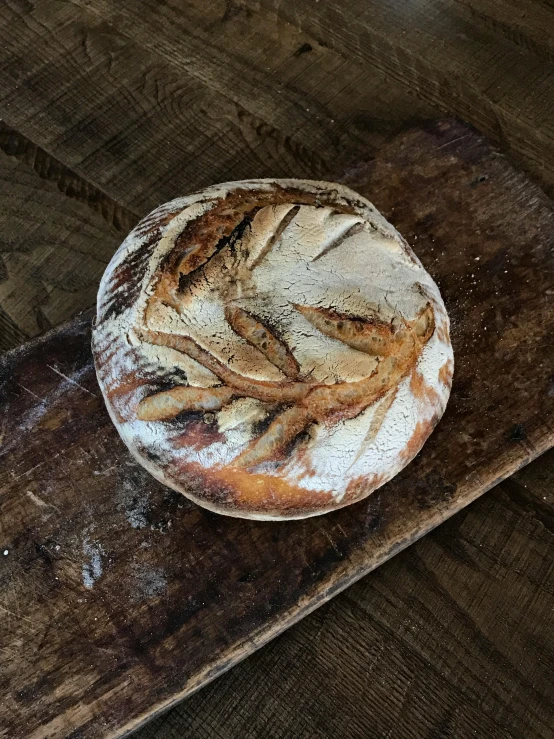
left=2, top=2, right=554, bottom=737
left=137, top=460, right=554, bottom=739
left=0, top=123, right=137, bottom=233
left=1, top=120, right=554, bottom=738
left=254, top=0, right=554, bottom=196
left=0, top=0, right=432, bottom=215
left=0, top=126, right=125, bottom=351
left=443, top=0, right=554, bottom=61
left=0, top=0, right=430, bottom=351
left=4, top=0, right=554, bottom=206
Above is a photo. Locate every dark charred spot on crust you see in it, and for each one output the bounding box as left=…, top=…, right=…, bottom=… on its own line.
left=167, top=367, right=189, bottom=385
left=251, top=310, right=289, bottom=345
left=107, top=362, right=191, bottom=407
left=177, top=271, right=188, bottom=292
left=135, top=442, right=164, bottom=465
left=145, top=362, right=190, bottom=391
left=279, top=425, right=312, bottom=463
left=228, top=208, right=259, bottom=247
left=174, top=410, right=205, bottom=425
left=250, top=403, right=289, bottom=438
left=172, top=419, right=226, bottom=451
left=176, top=207, right=261, bottom=293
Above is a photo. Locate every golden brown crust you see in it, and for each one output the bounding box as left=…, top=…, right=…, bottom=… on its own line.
left=136, top=328, right=311, bottom=403
left=398, top=416, right=440, bottom=467
left=137, top=386, right=235, bottom=421
left=179, top=461, right=336, bottom=516
left=438, top=358, right=455, bottom=387
left=224, top=305, right=300, bottom=379
left=293, top=303, right=398, bottom=357
left=232, top=406, right=311, bottom=469
left=340, top=473, right=388, bottom=506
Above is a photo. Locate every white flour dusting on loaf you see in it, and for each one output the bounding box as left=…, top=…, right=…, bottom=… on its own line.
left=93, top=179, right=453, bottom=520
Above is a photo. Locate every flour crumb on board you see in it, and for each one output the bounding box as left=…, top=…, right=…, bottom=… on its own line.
left=82, top=539, right=104, bottom=589
left=131, top=562, right=167, bottom=601
left=116, top=476, right=151, bottom=529
left=12, top=365, right=94, bottom=447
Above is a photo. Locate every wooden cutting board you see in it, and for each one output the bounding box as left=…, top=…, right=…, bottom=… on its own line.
left=1, top=120, right=554, bottom=739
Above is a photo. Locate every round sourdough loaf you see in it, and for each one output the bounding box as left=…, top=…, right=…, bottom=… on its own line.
left=93, top=180, right=453, bottom=520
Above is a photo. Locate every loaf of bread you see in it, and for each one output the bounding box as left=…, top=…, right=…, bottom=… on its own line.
left=93, top=180, right=453, bottom=520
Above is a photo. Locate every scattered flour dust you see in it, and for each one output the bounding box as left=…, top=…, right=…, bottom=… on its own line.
left=82, top=538, right=104, bottom=589
left=116, top=475, right=151, bottom=529
left=131, top=562, right=167, bottom=601
left=11, top=364, right=95, bottom=452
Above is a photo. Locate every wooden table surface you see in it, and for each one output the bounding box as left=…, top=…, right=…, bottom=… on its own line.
left=0, top=1, right=553, bottom=738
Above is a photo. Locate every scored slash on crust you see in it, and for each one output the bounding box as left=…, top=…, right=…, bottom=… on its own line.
left=224, top=305, right=300, bottom=379
left=137, top=304, right=435, bottom=469
left=134, top=201, right=437, bottom=470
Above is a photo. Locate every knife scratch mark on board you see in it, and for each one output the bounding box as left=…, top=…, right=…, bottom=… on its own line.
left=46, top=364, right=98, bottom=397
left=26, top=491, right=61, bottom=515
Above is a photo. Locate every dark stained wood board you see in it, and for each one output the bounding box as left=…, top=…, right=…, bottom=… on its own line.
left=136, top=458, right=554, bottom=739
left=1, top=120, right=554, bottom=739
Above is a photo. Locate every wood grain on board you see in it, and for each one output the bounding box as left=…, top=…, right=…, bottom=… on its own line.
left=1, top=120, right=554, bottom=738
left=2, top=0, right=554, bottom=206
left=0, top=125, right=127, bottom=352
left=137, top=458, right=554, bottom=739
